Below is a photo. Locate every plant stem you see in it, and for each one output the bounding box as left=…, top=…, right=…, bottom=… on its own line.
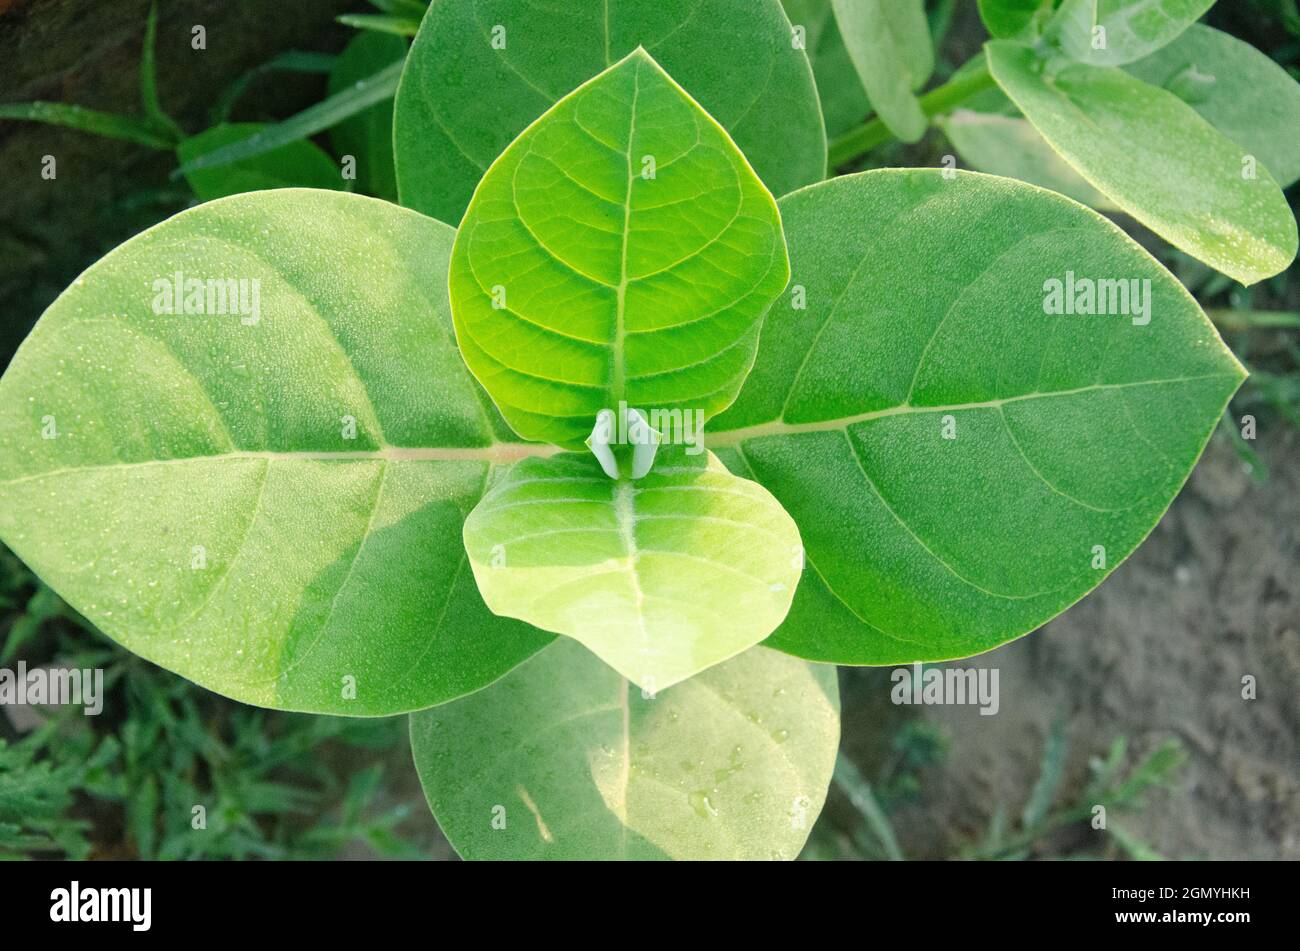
left=827, top=59, right=996, bottom=169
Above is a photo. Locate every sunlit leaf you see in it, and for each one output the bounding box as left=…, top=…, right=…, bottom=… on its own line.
left=448, top=49, right=789, bottom=448
left=0, top=190, right=551, bottom=713
left=410, top=639, right=839, bottom=860
left=707, top=170, right=1245, bottom=664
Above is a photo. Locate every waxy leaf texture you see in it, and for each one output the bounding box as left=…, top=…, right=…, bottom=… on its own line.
left=448, top=49, right=790, bottom=448
left=464, top=448, right=802, bottom=691
left=709, top=170, right=1245, bottom=665
left=410, top=638, right=840, bottom=860
left=1049, top=0, right=1215, bottom=67
left=394, top=0, right=825, bottom=224
left=987, top=41, right=1299, bottom=285
left=829, top=0, right=932, bottom=143
left=1125, top=24, right=1300, bottom=189
left=0, top=190, right=553, bottom=714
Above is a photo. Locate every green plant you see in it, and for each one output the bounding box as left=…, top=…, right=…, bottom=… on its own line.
left=0, top=3, right=403, bottom=202
left=0, top=0, right=1291, bottom=861
left=0, top=564, right=419, bottom=861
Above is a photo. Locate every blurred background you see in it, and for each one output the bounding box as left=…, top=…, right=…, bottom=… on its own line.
left=0, top=0, right=1296, bottom=860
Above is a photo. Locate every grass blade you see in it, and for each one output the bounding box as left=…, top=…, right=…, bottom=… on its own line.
left=175, top=59, right=403, bottom=176
left=141, top=2, right=183, bottom=141
left=337, top=13, right=421, bottom=36
left=1208, top=308, right=1300, bottom=331
left=833, top=755, right=904, bottom=860
left=0, top=102, right=175, bottom=149
left=209, top=50, right=338, bottom=126
left=1022, top=718, right=1069, bottom=827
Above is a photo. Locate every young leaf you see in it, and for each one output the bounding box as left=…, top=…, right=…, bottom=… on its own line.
left=448, top=49, right=790, bottom=448
left=176, top=124, right=342, bottom=201
left=939, top=110, right=1116, bottom=210
left=463, top=448, right=803, bottom=691
left=1047, top=0, right=1215, bottom=67
left=829, top=0, right=931, bottom=143
left=707, top=170, right=1245, bottom=665
left=328, top=31, right=407, bottom=201
left=0, top=190, right=552, bottom=714
left=1125, top=24, right=1300, bottom=187
left=393, top=0, right=825, bottom=224
left=986, top=41, right=1298, bottom=285
left=978, top=0, right=1058, bottom=40
left=409, top=639, right=840, bottom=860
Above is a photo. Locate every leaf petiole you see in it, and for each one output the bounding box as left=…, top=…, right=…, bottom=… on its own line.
left=828, top=56, right=996, bottom=167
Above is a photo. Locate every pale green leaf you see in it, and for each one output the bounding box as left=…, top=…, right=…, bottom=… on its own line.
left=1125, top=24, right=1300, bottom=188
left=463, top=448, right=802, bottom=691
left=939, top=109, right=1117, bottom=210
left=707, top=170, right=1245, bottom=664
left=978, top=0, right=1058, bottom=40
left=328, top=31, right=407, bottom=201
left=1048, top=0, right=1215, bottom=66
left=176, top=124, right=342, bottom=201
left=785, top=0, right=934, bottom=138
left=829, top=0, right=930, bottom=143
left=409, top=638, right=839, bottom=860
left=0, top=189, right=552, bottom=714
left=782, top=0, right=871, bottom=138
left=393, top=0, right=825, bottom=224
left=448, top=49, right=790, bottom=449
left=987, top=41, right=1298, bottom=285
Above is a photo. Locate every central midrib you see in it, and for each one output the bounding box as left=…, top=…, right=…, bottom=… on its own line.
left=705, top=373, right=1240, bottom=448
left=0, top=443, right=562, bottom=488
left=8, top=375, right=1239, bottom=488
left=611, top=66, right=641, bottom=404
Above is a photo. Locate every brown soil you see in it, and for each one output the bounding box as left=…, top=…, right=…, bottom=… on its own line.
left=877, top=428, right=1300, bottom=860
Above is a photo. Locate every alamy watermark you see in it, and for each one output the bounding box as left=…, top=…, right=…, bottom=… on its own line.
left=587, top=401, right=705, bottom=480
left=50, top=882, right=151, bottom=931
left=151, top=271, right=261, bottom=325
left=0, top=662, right=104, bottom=715
left=1042, top=271, right=1151, bottom=326
left=891, top=662, right=999, bottom=716
left=595, top=401, right=704, bottom=455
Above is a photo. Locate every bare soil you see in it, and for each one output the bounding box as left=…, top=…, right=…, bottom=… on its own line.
left=879, top=428, right=1300, bottom=860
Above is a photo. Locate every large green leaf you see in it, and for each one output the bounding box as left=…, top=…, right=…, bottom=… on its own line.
left=328, top=31, right=408, bottom=201
left=707, top=170, right=1245, bottom=665
left=1048, top=0, right=1214, bottom=66
left=393, top=0, right=825, bottom=224
left=829, top=0, right=931, bottom=143
left=448, top=49, right=790, bottom=449
left=0, top=189, right=552, bottom=714
left=463, top=448, right=802, bottom=691
left=1126, top=24, right=1300, bottom=188
left=410, top=638, right=839, bottom=860
left=177, top=124, right=342, bottom=202
left=986, top=41, right=1298, bottom=285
